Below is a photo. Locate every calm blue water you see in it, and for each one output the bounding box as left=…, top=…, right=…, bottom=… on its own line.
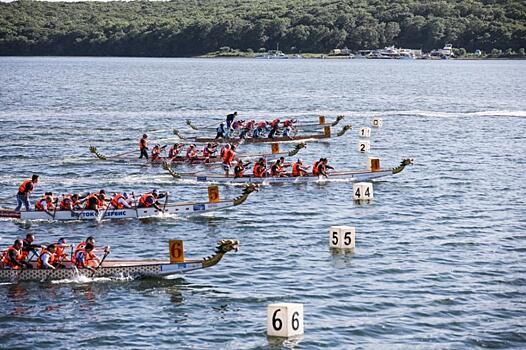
left=0, top=57, right=525, bottom=349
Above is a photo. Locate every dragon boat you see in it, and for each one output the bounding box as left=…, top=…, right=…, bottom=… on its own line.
left=0, top=186, right=257, bottom=221
left=185, top=115, right=346, bottom=132
left=163, top=159, right=413, bottom=185
left=88, top=143, right=305, bottom=163
left=0, top=239, right=239, bottom=283
left=174, top=124, right=352, bottom=145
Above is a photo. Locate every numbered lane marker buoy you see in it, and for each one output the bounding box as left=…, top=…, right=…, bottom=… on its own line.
left=169, top=240, right=184, bottom=263
left=357, top=140, right=370, bottom=153
left=359, top=127, right=371, bottom=138
left=267, top=303, right=304, bottom=337
left=329, top=226, right=355, bottom=249
left=372, top=118, right=383, bottom=128
left=368, top=157, right=380, bottom=172
left=353, top=182, right=374, bottom=201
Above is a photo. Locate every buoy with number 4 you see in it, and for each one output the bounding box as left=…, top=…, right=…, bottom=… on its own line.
left=353, top=182, right=373, bottom=201
left=357, top=140, right=370, bottom=153
left=267, top=303, right=304, bottom=337
left=372, top=118, right=383, bottom=128
left=329, top=226, right=355, bottom=249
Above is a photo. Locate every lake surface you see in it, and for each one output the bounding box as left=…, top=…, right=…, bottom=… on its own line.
left=0, top=57, right=525, bottom=349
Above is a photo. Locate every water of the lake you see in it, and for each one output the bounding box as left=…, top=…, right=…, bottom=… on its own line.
left=0, top=57, right=525, bottom=349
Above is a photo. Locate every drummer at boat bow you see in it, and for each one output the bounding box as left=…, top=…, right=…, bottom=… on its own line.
left=139, top=134, right=148, bottom=159
left=15, top=174, right=39, bottom=211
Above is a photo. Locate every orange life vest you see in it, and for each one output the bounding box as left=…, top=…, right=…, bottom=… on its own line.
left=35, top=195, right=54, bottom=211
left=59, top=196, right=74, bottom=210
left=37, top=248, right=56, bottom=269
left=2, top=246, right=23, bottom=268
left=253, top=163, right=265, bottom=177
left=292, top=162, right=303, bottom=176
left=139, top=193, right=155, bottom=208
left=18, top=179, right=34, bottom=194
left=223, top=149, right=235, bottom=165
left=55, top=245, right=68, bottom=261
left=71, top=242, right=86, bottom=264
left=110, top=194, right=125, bottom=209
left=139, top=138, right=147, bottom=150
left=234, top=164, right=245, bottom=177
left=283, top=120, right=293, bottom=127
left=74, top=249, right=97, bottom=268
left=270, top=119, right=280, bottom=128
left=312, top=161, right=321, bottom=175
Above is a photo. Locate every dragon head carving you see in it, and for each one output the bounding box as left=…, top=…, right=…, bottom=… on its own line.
left=89, top=146, right=107, bottom=160
left=216, top=239, right=240, bottom=253
left=337, top=124, right=352, bottom=137
left=186, top=119, right=199, bottom=130
left=392, top=158, right=414, bottom=174
left=233, top=184, right=259, bottom=205
left=287, top=142, right=306, bottom=156
left=173, top=128, right=186, bottom=139
left=331, top=115, right=345, bottom=126
left=162, top=161, right=181, bottom=178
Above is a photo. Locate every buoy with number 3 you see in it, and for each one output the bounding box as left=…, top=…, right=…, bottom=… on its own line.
left=267, top=303, right=304, bottom=337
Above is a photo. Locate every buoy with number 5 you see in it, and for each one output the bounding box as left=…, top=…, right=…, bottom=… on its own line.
left=353, top=182, right=373, bottom=201
left=329, top=226, right=355, bottom=249
left=267, top=303, right=304, bottom=337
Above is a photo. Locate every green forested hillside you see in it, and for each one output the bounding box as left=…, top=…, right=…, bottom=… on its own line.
left=0, top=0, right=524, bottom=56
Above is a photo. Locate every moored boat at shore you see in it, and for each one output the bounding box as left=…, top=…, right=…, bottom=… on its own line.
left=0, top=239, right=239, bottom=283
left=163, top=159, right=413, bottom=185
left=0, top=185, right=257, bottom=221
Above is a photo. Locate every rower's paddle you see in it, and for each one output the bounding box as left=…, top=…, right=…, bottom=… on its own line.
left=96, top=204, right=110, bottom=223
left=113, top=150, right=137, bottom=158
left=90, top=246, right=110, bottom=278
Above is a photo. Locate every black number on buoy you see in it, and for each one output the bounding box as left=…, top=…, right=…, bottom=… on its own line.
left=272, top=309, right=282, bottom=331
left=292, top=311, right=300, bottom=330
left=365, top=187, right=370, bottom=197
left=360, top=144, right=365, bottom=152
left=344, top=232, right=352, bottom=246
left=332, top=232, right=338, bottom=245
left=355, top=188, right=361, bottom=197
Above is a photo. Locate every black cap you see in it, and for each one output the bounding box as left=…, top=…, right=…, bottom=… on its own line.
left=32, top=174, right=39, bottom=180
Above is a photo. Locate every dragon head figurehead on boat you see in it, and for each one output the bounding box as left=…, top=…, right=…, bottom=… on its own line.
left=337, top=124, right=352, bottom=137
left=288, top=142, right=306, bottom=156
left=392, top=158, right=414, bottom=174
left=202, top=239, right=240, bottom=268
left=233, top=184, right=259, bottom=205
left=331, top=115, right=345, bottom=126
left=186, top=119, right=199, bottom=130
left=89, top=146, right=107, bottom=160
left=173, top=128, right=186, bottom=139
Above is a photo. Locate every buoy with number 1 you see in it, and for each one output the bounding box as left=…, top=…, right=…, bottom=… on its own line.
left=359, top=127, right=371, bottom=138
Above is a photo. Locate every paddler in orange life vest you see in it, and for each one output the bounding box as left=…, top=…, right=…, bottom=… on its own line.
left=202, top=143, right=217, bottom=159
left=21, top=233, right=42, bottom=262
left=313, top=158, right=334, bottom=178
left=74, top=243, right=101, bottom=270
left=59, top=193, right=79, bottom=211
left=139, top=134, right=149, bottom=159
left=110, top=192, right=132, bottom=209
left=15, top=174, right=39, bottom=211
left=222, top=144, right=236, bottom=177
left=234, top=159, right=249, bottom=178
left=151, top=144, right=162, bottom=161
left=35, top=192, right=56, bottom=214
left=84, top=190, right=107, bottom=212
left=252, top=158, right=267, bottom=178
left=138, top=189, right=165, bottom=211
left=36, top=244, right=57, bottom=269
left=270, top=157, right=288, bottom=177
left=72, top=236, right=96, bottom=264
left=168, top=143, right=183, bottom=159
left=291, top=159, right=308, bottom=177
left=186, top=144, right=199, bottom=160
left=1, top=239, right=32, bottom=269
left=54, top=238, right=71, bottom=263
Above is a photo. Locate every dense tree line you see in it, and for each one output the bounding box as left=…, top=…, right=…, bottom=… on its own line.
left=0, top=0, right=524, bottom=56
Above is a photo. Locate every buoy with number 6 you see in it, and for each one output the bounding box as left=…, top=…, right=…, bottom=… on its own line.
left=267, top=303, right=304, bottom=337
left=372, top=118, right=383, bottom=128
left=357, top=140, right=370, bottom=153
left=359, top=127, right=371, bottom=138
left=353, top=182, right=373, bottom=201
left=329, top=226, right=355, bottom=249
